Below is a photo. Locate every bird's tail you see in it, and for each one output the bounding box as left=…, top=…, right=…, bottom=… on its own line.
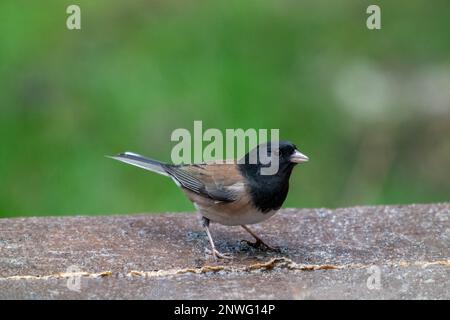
left=108, top=152, right=169, bottom=177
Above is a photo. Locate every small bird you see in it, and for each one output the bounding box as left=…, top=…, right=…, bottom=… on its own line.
left=109, top=141, right=308, bottom=259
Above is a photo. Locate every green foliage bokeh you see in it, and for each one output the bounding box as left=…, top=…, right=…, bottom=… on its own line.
left=0, top=0, right=449, bottom=217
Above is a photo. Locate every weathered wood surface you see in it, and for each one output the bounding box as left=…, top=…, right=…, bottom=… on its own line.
left=0, top=203, right=449, bottom=299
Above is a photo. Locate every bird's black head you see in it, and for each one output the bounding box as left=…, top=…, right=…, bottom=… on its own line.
left=239, top=140, right=309, bottom=175
left=238, top=141, right=309, bottom=212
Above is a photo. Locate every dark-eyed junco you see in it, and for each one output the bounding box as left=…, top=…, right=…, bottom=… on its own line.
left=110, top=141, right=308, bottom=259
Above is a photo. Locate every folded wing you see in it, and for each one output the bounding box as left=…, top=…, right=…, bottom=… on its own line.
left=164, top=163, right=245, bottom=202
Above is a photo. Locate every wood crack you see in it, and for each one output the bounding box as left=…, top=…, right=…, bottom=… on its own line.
left=2, top=257, right=448, bottom=281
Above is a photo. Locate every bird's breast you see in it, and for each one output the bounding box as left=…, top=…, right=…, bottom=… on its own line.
left=196, top=203, right=278, bottom=226
left=190, top=192, right=278, bottom=226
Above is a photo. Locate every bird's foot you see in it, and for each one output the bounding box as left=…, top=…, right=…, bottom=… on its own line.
left=206, top=248, right=233, bottom=260
left=240, top=239, right=280, bottom=252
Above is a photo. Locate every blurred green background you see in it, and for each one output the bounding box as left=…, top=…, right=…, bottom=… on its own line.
left=1, top=0, right=449, bottom=217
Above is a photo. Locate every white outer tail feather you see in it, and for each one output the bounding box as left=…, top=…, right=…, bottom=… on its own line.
left=108, top=152, right=169, bottom=177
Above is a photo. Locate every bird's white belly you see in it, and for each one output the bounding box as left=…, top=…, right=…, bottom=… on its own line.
left=196, top=203, right=278, bottom=226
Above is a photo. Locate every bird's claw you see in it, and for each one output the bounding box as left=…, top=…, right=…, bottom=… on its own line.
left=240, top=239, right=280, bottom=252
left=206, top=248, right=233, bottom=260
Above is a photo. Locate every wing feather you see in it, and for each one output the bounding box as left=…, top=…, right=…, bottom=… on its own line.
left=164, top=163, right=245, bottom=202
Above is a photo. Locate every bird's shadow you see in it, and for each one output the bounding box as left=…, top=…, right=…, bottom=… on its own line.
left=185, top=230, right=291, bottom=263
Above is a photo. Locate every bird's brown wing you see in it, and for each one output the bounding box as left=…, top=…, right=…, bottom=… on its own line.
left=163, top=162, right=245, bottom=202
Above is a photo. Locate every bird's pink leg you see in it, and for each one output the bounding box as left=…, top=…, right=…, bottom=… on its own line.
left=202, top=217, right=232, bottom=260
left=241, top=225, right=279, bottom=251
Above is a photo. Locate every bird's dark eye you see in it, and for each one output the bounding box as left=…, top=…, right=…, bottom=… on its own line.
left=281, top=146, right=293, bottom=156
